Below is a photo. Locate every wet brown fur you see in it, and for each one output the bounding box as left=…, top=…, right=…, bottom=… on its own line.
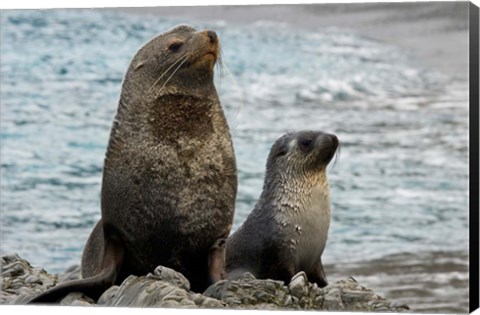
left=29, top=25, right=237, bottom=303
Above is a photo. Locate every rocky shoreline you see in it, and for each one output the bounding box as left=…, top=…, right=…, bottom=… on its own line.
left=1, top=253, right=410, bottom=311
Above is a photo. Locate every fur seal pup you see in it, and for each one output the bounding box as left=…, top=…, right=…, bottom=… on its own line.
left=29, top=25, right=237, bottom=303
left=226, top=131, right=338, bottom=288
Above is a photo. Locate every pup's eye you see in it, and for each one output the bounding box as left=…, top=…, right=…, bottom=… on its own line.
left=300, top=138, right=312, bottom=147
left=275, top=150, right=287, bottom=158
left=168, top=42, right=183, bottom=52
left=299, top=138, right=313, bottom=151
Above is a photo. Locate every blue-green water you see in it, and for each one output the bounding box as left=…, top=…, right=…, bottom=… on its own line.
left=0, top=8, right=468, bottom=281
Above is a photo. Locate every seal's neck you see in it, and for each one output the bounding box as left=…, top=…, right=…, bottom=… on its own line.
left=114, top=90, right=221, bottom=143
left=257, top=171, right=330, bottom=214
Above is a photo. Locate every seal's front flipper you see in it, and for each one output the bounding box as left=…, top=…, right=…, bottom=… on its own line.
left=207, top=237, right=227, bottom=285
left=308, top=257, right=328, bottom=288
left=28, top=233, right=125, bottom=304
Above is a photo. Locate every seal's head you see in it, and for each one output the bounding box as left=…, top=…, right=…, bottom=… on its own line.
left=122, top=25, right=221, bottom=100
left=266, top=131, right=339, bottom=180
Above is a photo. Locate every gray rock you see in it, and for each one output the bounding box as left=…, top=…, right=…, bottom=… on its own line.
left=9, top=292, right=37, bottom=305
left=24, top=275, right=41, bottom=285
left=323, top=288, right=344, bottom=310
left=288, top=271, right=309, bottom=299
left=1, top=253, right=410, bottom=312
left=99, top=274, right=223, bottom=308
left=147, top=265, right=191, bottom=291
left=0, top=253, right=58, bottom=304
left=203, top=274, right=289, bottom=309
left=389, top=300, right=410, bottom=310
left=57, top=265, right=81, bottom=283
left=97, top=285, right=120, bottom=305
left=196, top=294, right=226, bottom=308
left=60, top=292, right=95, bottom=306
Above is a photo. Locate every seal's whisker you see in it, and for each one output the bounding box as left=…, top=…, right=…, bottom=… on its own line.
left=155, top=53, right=191, bottom=98
left=149, top=53, right=190, bottom=92
left=216, top=48, right=224, bottom=82
left=332, top=142, right=341, bottom=168
left=148, top=53, right=190, bottom=93
left=221, top=57, right=244, bottom=126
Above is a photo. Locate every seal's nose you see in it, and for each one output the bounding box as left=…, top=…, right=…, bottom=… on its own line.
left=207, top=30, right=217, bottom=44
left=329, top=134, right=339, bottom=148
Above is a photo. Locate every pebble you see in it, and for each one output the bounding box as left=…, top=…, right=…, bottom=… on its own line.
left=288, top=271, right=309, bottom=298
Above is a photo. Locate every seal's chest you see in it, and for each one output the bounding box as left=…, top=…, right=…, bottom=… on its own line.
left=289, top=186, right=331, bottom=264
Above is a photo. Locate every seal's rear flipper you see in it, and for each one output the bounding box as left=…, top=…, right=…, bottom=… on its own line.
left=27, top=235, right=125, bottom=304
left=308, top=258, right=328, bottom=288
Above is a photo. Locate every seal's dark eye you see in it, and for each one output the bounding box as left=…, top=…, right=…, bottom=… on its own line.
left=168, top=42, right=183, bottom=52
left=299, top=138, right=313, bottom=151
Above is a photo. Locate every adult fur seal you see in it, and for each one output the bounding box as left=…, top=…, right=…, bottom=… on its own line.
left=29, top=25, right=237, bottom=303
left=226, top=131, right=338, bottom=288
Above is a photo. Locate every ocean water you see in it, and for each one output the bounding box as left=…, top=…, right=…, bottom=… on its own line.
left=0, top=9, right=469, bottom=312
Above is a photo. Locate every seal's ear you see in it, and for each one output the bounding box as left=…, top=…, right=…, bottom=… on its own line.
left=274, top=148, right=288, bottom=158
left=270, top=134, right=292, bottom=159
left=271, top=142, right=288, bottom=159
left=134, top=61, right=145, bottom=71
